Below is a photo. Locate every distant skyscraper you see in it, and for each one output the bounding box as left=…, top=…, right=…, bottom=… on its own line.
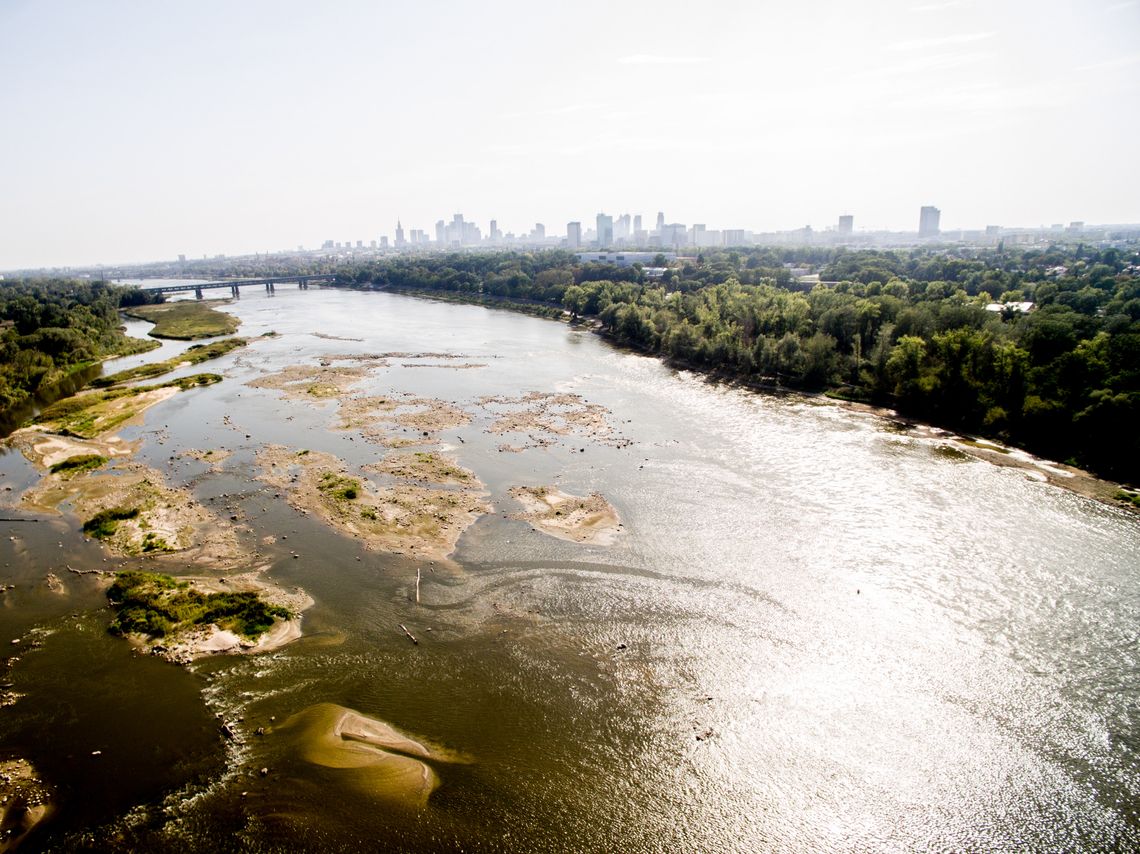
left=596, top=213, right=614, bottom=247
left=435, top=220, right=446, bottom=244
left=838, top=215, right=853, bottom=235
left=919, top=206, right=941, bottom=238
left=395, top=220, right=406, bottom=247
left=633, top=214, right=642, bottom=234
left=656, top=211, right=665, bottom=234
left=533, top=223, right=545, bottom=240
left=490, top=219, right=501, bottom=241
left=615, top=214, right=631, bottom=241
left=567, top=221, right=581, bottom=249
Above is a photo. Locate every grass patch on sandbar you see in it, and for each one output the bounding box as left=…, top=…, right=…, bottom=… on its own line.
left=49, top=454, right=109, bottom=477
left=90, top=337, right=247, bottom=388
left=318, top=471, right=361, bottom=501
left=107, top=570, right=290, bottom=639
left=124, top=301, right=241, bottom=340
left=82, top=506, right=140, bottom=539
left=34, top=374, right=222, bottom=438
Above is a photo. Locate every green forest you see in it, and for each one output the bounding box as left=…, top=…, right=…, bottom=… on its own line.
left=0, top=279, right=162, bottom=413
left=4, top=245, right=1136, bottom=484
left=329, top=245, right=1139, bottom=483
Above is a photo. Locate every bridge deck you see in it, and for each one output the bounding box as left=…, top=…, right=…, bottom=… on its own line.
left=137, top=275, right=336, bottom=292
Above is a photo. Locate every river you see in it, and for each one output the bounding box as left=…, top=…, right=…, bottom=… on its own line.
left=1, top=286, right=1137, bottom=852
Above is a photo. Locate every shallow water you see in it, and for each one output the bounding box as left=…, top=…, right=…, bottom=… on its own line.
left=1, top=287, right=1137, bottom=852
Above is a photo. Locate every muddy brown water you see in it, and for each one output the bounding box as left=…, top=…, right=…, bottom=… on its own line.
left=1, top=287, right=1138, bottom=852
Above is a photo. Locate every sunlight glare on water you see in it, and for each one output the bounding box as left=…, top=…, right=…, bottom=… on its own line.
left=0, top=288, right=1136, bottom=852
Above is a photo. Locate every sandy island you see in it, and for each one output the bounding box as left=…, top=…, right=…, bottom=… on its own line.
left=275, top=703, right=468, bottom=807
left=22, top=461, right=251, bottom=569
left=509, top=486, right=622, bottom=545
left=3, top=366, right=312, bottom=666
left=135, top=571, right=313, bottom=664
left=257, top=445, right=489, bottom=562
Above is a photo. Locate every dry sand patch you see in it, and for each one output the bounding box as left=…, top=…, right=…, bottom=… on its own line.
left=509, top=486, right=622, bottom=545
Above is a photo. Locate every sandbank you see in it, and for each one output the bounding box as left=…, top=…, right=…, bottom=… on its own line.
left=275, top=703, right=466, bottom=807
left=141, top=571, right=313, bottom=664
left=509, top=486, right=622, bottom=545
left=22, top=461, right=252, bottom=569
left=257, top=446, right=489, bottom=561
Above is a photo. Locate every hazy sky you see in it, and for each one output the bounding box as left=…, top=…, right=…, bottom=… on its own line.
left=2, top=0, right=1138, bottom=269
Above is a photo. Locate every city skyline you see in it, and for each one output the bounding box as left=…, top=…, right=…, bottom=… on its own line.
left=6, top=203, right=1133, bottom=272
left=2, top=0, right=1138, bottom=269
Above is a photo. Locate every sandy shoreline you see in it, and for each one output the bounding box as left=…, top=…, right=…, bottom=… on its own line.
left=830, top=399, right=1136, bottom=509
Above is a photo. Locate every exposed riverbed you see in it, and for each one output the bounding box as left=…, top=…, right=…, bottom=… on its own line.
left=1, top=286, right=1137, bottom=852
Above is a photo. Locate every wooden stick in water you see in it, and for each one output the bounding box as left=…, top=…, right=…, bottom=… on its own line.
left=399, top=624, right=418, bottom=645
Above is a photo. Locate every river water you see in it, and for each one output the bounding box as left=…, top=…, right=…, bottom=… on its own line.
left=1, top=287, right=1137, bottom=852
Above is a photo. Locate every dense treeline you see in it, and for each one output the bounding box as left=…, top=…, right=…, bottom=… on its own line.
left=331, top=246, right=1138, bottom=482
left=0, top=279, right=162, bottom=412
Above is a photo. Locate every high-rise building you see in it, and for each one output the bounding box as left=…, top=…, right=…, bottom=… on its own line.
left=838, top=215, right=853, bottom=235
left=567, top=221, right=581, bottom=249
left=633, top=215, right=642, bottom=235
left=919, top=206, right=941, bottom=238
left=615, top=214, right=631, bottom=241
left=395, top=220, right=406, bottom=247
left=533, top=223, right=545, bottom=240
left=489, top=219, right=502, bottom=241
left=435, top=220, right=446, bottom=244
left=660, top=223, right=686, bottom=248
left=656, top=212, right=665, bottom=235
left=596, top=213, right=614, bottom=247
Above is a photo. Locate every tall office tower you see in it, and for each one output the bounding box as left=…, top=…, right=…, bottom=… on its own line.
left=918, top=206, right=941, bottom=238
left=490, top=219, right=503, bottom=241
left=533, top=223, right=545, bottom=240
left=596, top=213, right=614, bottom=247
left=838, top=215, right=853, bottom=235
left=567, top=221, right=581, bottom=249
left=395, top=220, right=406, bottom=247
left=435, top=220, right=446, bottom=244
left=690, top=224, right=706, bottom=246
left=633, top=215, right=643, bottom=239
left=656, top=211, right=665, bottom=234
left=614, top=213, right=631, bottom=241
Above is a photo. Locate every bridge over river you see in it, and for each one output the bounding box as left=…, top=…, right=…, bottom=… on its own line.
left=137, top=274, right=336, bottom=298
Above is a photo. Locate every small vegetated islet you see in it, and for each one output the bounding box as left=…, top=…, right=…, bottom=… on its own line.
left=318, top=471, right=360, bottom=501
left=107, top=570, right=290, bottom=640
left=82, top=506, right=140, bottom=539
left=49, top=454, right=109, bottom=477
left=89, top=338, right=246, bottom=388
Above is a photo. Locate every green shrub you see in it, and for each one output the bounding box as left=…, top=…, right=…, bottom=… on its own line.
left=82, top=506, right=139, bottom=539
left=49, top=454, right=108, bottom=476
left=106, top=570, right=290, bottom=640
